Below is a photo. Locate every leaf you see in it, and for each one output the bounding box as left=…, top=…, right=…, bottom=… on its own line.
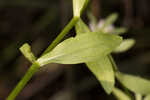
left=112, top=87, right=131, bottom=100
left=73, top=0, right=89, bottom=17
left=75, top=18, right=90, bottom=35
left=113, top=39, right=135, bottom=53
left=116, top=72, right=150, bottom=95
left=75, top=19, right=115, bottom=94
left=37, top=32, right=122, bottom=66
left=144, top=95, right=150, bottom=100
left=86, top=56, right=115, bottom=94
left=19, top=43, right=36, bottom=63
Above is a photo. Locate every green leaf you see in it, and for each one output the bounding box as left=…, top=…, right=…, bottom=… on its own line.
left=86, top=56, right=115, bottom=94
left=75, top=18, right=90, bottom=35
left=19, top=43, right=36, bottom=63
left=116, top=72, right=150, bottom=95
left=73, top=0, right=89, bottom=17
left=144, top=95, right=150, bottom=100
left=112, top=87, right=131, bottom=100
left=113, top=39, right=135, bottom=53
left=75, top=19, right=115, bottom=94
left=37, top=32, right=122, bottom=66
left=101, top=13, right=118, bottom=29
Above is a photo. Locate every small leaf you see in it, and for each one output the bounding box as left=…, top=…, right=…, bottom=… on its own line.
left=113, top=39, right=135, bottom=53
left=144, top=95, right=150, bottom=100
left=101, top=13, right=118, bottom=29
left=75, top=18, right=90, bottom=35
left=37, top=32, right=122, bottom=66
left=112, top=87, right=131, bottom=100
left=19, top=43, right=36, bottom=63
left=86, top=56, right=115, bottom=94
left=116, top=72, right=150, bottom=95
left=73, top=0, right=89, bottom=17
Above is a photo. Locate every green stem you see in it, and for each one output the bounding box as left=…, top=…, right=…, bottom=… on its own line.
left=108, top=54, right=118, bottom=72
left=108, top=55, right=134, bottom=100
left=6, top=17, right=79, bottom=100
left=6, top=63, right=40, bottom=100
left=42, top=17, right=79, bottom=55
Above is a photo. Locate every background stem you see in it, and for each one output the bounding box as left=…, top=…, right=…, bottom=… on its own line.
left=91, top=0, right=100, bottom=19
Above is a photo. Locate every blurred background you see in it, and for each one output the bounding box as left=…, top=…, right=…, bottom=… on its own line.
left=0, top=0, right=150, bottom=100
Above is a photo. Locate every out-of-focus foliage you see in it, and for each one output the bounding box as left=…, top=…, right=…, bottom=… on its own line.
left=116, top=72, right=150, bottom=95
left=112, top=88, right=131, bottom=100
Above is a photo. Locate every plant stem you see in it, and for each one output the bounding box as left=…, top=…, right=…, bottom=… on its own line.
left=6, top=17, right=79, bottom=100
left=42, top=17, right=79, bottom=55
left=108, top=55, right=134, bottom=100
left=108, top=55, right=119, bottom=72
left=6, top=63, right=40, bottom=100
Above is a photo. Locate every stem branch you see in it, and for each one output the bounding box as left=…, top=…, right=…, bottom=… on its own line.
left=6, top=17, right=79, bottom=100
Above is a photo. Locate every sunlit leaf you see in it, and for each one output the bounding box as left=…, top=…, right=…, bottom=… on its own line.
left=86, top=56, right=115, bottom=94
left=75, top=19, right=115, bottom=94
left=112, top=87, right=131, bottom=100
left=113, top=39, right=135, bottom=53
left=37, top=32, right=122, bottom=66
left=19, top=43, right=36, bottom=63
left=116, top=72, right=150, bottom=95
left=73, top=0, right=89, bottom=17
